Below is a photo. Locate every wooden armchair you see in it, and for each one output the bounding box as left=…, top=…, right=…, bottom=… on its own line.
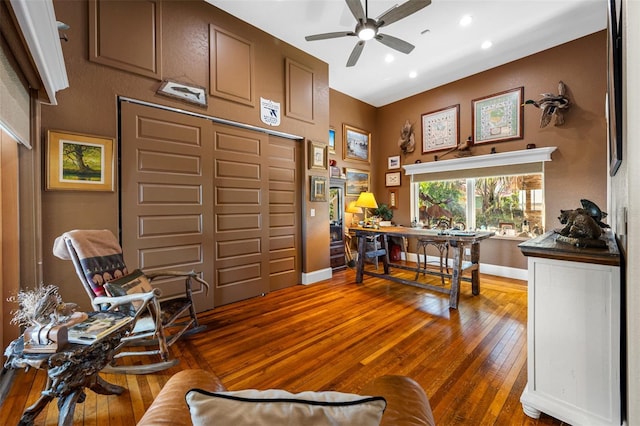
left=53, top=229, right=209, bottom=374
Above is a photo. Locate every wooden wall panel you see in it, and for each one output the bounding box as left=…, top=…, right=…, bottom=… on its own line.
left=285, top=58, right=314, bottom=123
left=209, top=25, right=254, bottom=106
left=89, top=0, right=162, bottom=79
left=1, top=129, right=20, bottom=350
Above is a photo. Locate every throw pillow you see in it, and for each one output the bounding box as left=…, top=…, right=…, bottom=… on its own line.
left=186, top=388, right=386, bottom=426
left=104, top=269, right=153, bottom=316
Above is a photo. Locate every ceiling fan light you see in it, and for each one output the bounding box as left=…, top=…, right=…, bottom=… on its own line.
left=358, top=27, right=376, bottom=41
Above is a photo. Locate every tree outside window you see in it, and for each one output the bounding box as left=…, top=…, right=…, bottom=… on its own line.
left=416, top=173, right=544, bottom=236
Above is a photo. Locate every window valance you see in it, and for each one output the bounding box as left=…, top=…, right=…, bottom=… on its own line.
left=403, top=147, right=556, bottom=181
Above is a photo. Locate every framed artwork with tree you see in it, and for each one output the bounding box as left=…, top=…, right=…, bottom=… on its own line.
left=46, top=130, right=115, bottom=191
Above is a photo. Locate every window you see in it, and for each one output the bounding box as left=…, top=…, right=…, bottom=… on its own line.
left=414, top=173, right=544, bottom=237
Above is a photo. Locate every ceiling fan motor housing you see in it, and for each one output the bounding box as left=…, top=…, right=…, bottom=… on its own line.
left=356, top=19, right=377, bottom=40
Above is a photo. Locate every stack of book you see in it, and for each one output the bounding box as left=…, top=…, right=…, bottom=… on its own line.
left=67, top=311, right=133, bottom=344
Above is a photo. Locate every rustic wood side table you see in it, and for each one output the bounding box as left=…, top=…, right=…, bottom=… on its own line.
left=4, top=323, right=132, bottom=426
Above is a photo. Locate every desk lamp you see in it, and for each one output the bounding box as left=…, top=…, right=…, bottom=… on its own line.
left=355, top=192, right=378, bottom=225
left=346, top=201, right=362, bottom=226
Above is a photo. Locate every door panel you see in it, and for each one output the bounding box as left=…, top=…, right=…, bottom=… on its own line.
left=268, top=137, right=300, bottom=291
left=120, top=102, right=214, bottom=312
left=213, top=124, right=270, bottom=305
left=121, top=102, right=301, bottom=309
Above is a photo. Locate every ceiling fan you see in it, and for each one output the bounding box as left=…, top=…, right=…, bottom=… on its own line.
left=305, top=0, right=431, bottom=67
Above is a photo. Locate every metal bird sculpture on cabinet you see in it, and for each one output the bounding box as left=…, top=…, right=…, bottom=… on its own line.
left=523, top=81, right=571, bottom=128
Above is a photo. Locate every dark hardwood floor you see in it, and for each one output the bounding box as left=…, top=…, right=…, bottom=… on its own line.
left=1, top=266, right=566, bottom=425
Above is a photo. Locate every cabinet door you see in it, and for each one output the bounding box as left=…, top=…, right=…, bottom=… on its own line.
left=526, top=256, right=621, bottom=425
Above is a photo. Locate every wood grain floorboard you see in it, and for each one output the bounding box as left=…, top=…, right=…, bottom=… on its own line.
left=0, top=266, right=567, bottom=425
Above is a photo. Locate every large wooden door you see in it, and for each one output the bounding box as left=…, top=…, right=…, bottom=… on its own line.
left=120, top=101, right=301, bottom=309
left=268, top=136, right=300, bottom=291
left=212, top=124, right=270, bottom=305
left=120, top=102, right=214, bottom=312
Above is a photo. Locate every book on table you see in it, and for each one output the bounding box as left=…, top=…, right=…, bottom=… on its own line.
left=67, top=311, right=133, bottom=344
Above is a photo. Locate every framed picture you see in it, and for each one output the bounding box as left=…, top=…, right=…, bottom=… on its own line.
left=421, top=104, right=460, bottom=153
left=157, top=79, right=208, bottom=107
left=607, top=0, right=622, bottom=176
left=310, top=176, right=327, bottom=202
left=385, top=171, right=401, bottom=187
left=343, top=124, right=370, bottom=163
left=388, top=189, right=399, bottom=209
left=345, top=168, right=370, bottom=196
left=328, top=127, right=336, bottom=153
left=472, top=87, right=524, bottom=144
left=46, top=130, right=114, bottom=191
left=308, top=140, right=328, bottom=170
left=388, top=155, right=400, bottom=170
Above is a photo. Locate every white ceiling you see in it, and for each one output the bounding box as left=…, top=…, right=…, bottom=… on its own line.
left=206, top=0, right=607, bottom=107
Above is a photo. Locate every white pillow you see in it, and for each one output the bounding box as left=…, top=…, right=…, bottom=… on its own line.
left=186, top=388, right=386, bottom=426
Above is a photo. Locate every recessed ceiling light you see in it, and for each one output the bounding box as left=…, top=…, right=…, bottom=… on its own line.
left=459, top=15, right=472, bottom=27
left=385, top=54, right=394, bottom=63
left=409, top=71, right=417, bottom=79
left=481, top=40, right=493, bottom=49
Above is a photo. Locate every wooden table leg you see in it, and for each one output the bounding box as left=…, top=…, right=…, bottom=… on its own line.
left=471, top=242, right=481, bottom=296
left=57, top=389, right=85, bottom=426
left=19, top=393, right=54, bottom=426
left=89, top=374, right=126, bottom=395
left=356, top=235, right=365, bottom=283
left=449, top=240, right=463, bottom=309
left=381, top=234, right=390, bottom=275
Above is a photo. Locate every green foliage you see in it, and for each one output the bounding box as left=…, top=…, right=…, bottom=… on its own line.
left=373, top=203, right=393, bottom=221
left=418, top=180, right=466, bottom=224
left=419, top=176, right=531, bottom=230
left=474, top=177, right=524, bottom=228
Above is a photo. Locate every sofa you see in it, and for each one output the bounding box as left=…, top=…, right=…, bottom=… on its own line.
left=137, top=369, right=435, bottom=425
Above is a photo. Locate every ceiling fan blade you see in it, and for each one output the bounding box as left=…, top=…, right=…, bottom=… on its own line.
left=346, top=40, right=366, bottom=67
left=305, top=31, right=355, bottom=41
left=377, top=0, right=431, bottom=28
left=346, top=0, right=366, bottom=24
left=375, top=33, right=415, bottom=54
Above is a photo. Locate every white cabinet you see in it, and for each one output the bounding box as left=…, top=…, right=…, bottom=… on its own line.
left=519, top=230, right=621, bottom=425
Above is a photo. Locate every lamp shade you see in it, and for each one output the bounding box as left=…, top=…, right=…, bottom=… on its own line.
left=346, top=201, right=363, bottom=214
left=355, top=192, right=378, bottom=209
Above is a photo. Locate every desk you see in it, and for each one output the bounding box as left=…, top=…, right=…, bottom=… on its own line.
left=353, top=226, right=494, bottom=309
left=5, top=323, right=132, bottom=426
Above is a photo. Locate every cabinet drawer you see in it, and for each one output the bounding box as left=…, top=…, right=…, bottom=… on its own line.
left=330, top=246, right=344, bottom=256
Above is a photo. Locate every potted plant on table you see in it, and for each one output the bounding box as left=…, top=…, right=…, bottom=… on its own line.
left=373, top=203, right=393, bottom=225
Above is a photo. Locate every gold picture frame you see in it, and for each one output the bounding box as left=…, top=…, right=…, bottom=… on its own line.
left=328, top=127, right=336, bottom=154
left=46, top=130, right=115, bottom=191
left=308, top=140, right=328, bottom=170
left=310, top=176, right=327, bottom=202
left=345, top=168, right=370, bottom=196
left=343, top=124, right=370, bottom=163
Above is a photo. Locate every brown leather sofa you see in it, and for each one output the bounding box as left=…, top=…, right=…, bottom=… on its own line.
left=137, top=369, right=435, bottom=425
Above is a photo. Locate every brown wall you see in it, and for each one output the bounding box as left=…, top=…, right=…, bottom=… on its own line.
left=42, top=0, right=330, bottom=307
left=39, top=0, right=607, bottom=299
left=329, top=89, right=378, bottom=213
left=370, top=31, right=607, bottom=270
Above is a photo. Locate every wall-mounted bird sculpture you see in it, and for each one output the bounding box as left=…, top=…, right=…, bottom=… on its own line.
left=398, top=120, right=415, bottom=154
left=523, top=81, right=570, bottom=128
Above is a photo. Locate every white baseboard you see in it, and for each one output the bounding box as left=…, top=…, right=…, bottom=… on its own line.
left=301, top=267, right=332, bottom=285
left=402, top=252, right=527, bottom=281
